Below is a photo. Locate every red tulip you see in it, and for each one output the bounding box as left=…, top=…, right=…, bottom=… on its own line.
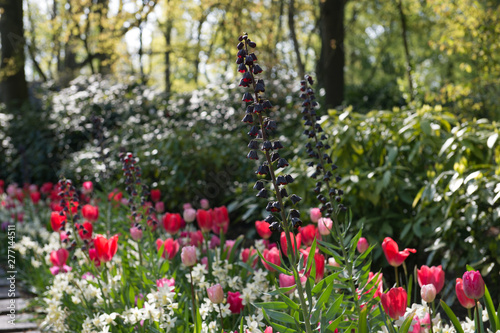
left=456, top=278, right=476, bottom=309
left=50, top=211, right=66, bottom=232
left=241, top=248, right=258, bottom=267
left=162, top=213, right=184, bottom=235
left=299, top=225, right=317, bottom=246
left=280, top=232, right=302, bottom=257
left=150, top=189, right=161, bottom=202
left=89, top=248, right=100, bottom=267
left=49, top=248, right=71, bottom=275
left=255, top=220, right=272, bottom=239
left=211, top=206, right=229, bottom=234
left=462, top=270, right=485, bottom=300
left=189, top=230, right=204, bottom=247
left=417, top=265, right=445, bottom=294
left=381, top=287, right=407, bottom=320
left=93, top=234, right=119, bottom=262
left=196, top=209, right=212, bottom=232
left=82, top=204, right=99, bottom=222
left=40, top=182, right=53, bottom=194
left=156, top=238, right=180, bottom=260
left=382, top=237, right=416, bottom=267
left=227, top=291, right=244, bottom=314
left=82, top=181, right=93, bottom=194
left=77, top=222, right=93, bottom=240
left=262, top=247, right=281, bottom=271
left=30, top=191, right=41, bottom=204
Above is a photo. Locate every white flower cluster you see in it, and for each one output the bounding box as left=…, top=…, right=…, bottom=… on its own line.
left=185, top=263, right=209, bottom=289
left=41, top=272, right=77, bottom=331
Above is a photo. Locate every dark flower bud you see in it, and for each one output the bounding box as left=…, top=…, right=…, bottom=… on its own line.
left=253, top=64, right=263, bottom=74
left=265, top=201, right=273, bottom=212
left=263, top=100, right=273, bottom=109
left=271, top=152, right=280, bottom=162
left=305, top=142, right=312, bottom=149
left=316, top=163, right=323, bottom=170
left=319, top=205, right=327, bottom=212
left=291, top=217, right=302, bottom=229
left=336, top=176, right=342, bottom=182
left=312, top=101, right=319, bottom=107
left=317, top=194, right=327, bottom=204
left=248, top=140, right=259, bottom=149
left=238, top=35, right=244, bottom=41
left=276, top=175, right=287, bottom=185
left=332, top=164, right=338, bottom=171
left=303, top=130, right=310, bottom=136
left=237, top=42, right=244, bottom=50
left=307, top=162, right=314, bottom=167
left=266, top=120, right=277, bottom=131
left=273, top=141, right=284, bottom=150
left=250, top=53, right=257, bottom=62
left=243, top=71, right=253, bottom=83
left=338, top=189, right=344, bottom=195
left=325, top=144, right=331, bottom=149
left=269, top=221, right=280, bottom=232
left=271, top=201, right=281, bottom=212
left=255, top=79, right=265, bottom=93
left=304, top=119, right=312, bottom=126
left=315, top=141, right=324, bottom=149
left=245, top=55, right=254, bottom=66
left=323, top=153, right=329, bottom=160
left=247, top=150, right=258, bottom=160
left=290, top=209, right=300, bottom=218
left=290, top=194, right=302, bottom=205
left=336, top=196, right=342, bottom=202
left=340, top=205, right=347, bottom=212
left=307, top=149, right=315, bottom=157
left=248, top=41, right=257, bottom=48
left=237, top=49, right=247, bottom=58
left=300, top=80, right=306, bottom=86
left=238, top=63, right=247, bottom=73
left=256, top=188, right=268, bottom=198
left=277, top=158, right=289, bottom=169
left=242, top=114, right=253, bottom=123
left=300, top=93, right=307, bottom=99
left=280, top=188, right=288, bottom=197
left=314, top=186, right=321, bottom=194
left=310, top=172, right=318, bottom=179
left=253, top=103, right=264, bottom=113
left=301, top=108, right=309, bottom=114
left=248, top=126, right=259, bottom=136
left=302, top=99, right=310, bottom=107
left=254, top=180, right=265, bottom=190
left=316, top=181, right=323, bottom=187
left=242, top=92, right=254, bottom=103
left=307, top=76, right=314, bottom=85
left=265, top=214, right=276, bottom=223
left=329, top=188, right=336, bottom=197
left=256, top=165, right=268, bottom=175
left=323, top=173, right=331, bottom=182
left=285, top=174, right=294, bottom=183
left=246, top=105, right=255, bottom=114
left=261, top=141, right=273, bottom=151
left=300, top=85, right=306, bottom=91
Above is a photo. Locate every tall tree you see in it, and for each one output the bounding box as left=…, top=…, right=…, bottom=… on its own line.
left=317, top=0, right=345, bottom=109
left=0, top=0, right=29, bottom=107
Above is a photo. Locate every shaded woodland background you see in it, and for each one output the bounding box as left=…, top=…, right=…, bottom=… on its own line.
left=1, top=0, right=500, bottom=301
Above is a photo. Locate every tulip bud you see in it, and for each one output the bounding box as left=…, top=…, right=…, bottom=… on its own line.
left=130, top=226, right=143, bottom=241
left=462, top=271, right=485, bottom=300
left=207, top=284, right=224, bottom=304
left=328, top=257, right=340, bottom=268
left=200, top=199, right=210, bottom=209
left=155, top=201, right=165, bottom=213
left=181, top=246, right=197, bottom=267
left=318, top=217, right=333, bottom=236
left=357, top=237, right=369, bottom=253
left=310, top=208, right=322, bottom=223
left=183, top=207, right=196, bottom=223
left=421, top=284, right=437, bottom=303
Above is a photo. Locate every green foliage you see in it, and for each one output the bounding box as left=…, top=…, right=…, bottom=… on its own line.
left=307, top=104, right=500, bottom=294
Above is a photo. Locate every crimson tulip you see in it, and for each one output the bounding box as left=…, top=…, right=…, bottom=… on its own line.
left=382, top=237, right=416, bottom=267
left=82, top=181, right=93, bottom=194
left=417, top=265, right=445, bottom=293
left=150, top=189, right=161, bottom=202
left=196, top=209, right=212, bottom=232
left=456, top=278, right=476, bottom=309
left=280, top=231, right=301, bottom=257
left=30, top=191, right=41, bottom=204
left=50, top=211, right=66, bottom=232
left=227, top=291, right=244, bottom=314
left=381, top=287, right=407, bottom=320
left=357, top=237, right=369, bottom=253
left=299, top=224, right=317, bottom=246
left=156, top=238, right=180, bottom=260
left=162, top=213, right=184, bottom=235
left=255, top=220, right=272, bottom=239
left=82, top=204, right=99, bottom=222
left=93, top=234, right=119, bottom=262
left=211, top=206, right=229, bottom=234
left=262, top=247, right=281, bottom=271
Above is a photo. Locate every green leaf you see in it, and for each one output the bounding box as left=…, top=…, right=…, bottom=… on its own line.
left=278, top=292, right=301, bottom=311
left=399, top=310, right=416, bottom=333
left=413, top=186, right=425, bottom=208
left=475, top=302, right=486, bottom=333
left=305, top=238, right=317, bottom=276
left=325, top=294, right=343, bottom=318
left=441, top=300, right=465, bottom=333
left=358, top=306, right=368, bottom=333
left=326, top=315, right=344, bottom=332
left=483, top=285, right=499, bottom=332
left=311, top=280, right=333, bottom=322
left=265, top=309, right=297, bottom=324
left=253, top=301, right=289, bottom=310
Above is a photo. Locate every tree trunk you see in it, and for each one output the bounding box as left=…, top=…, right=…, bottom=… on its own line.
left=396, top=0, right=414, bottom=101
left=0, top=0, right=29, bottom=107
left=317, top=0, right=345, bottom=109
left=288, top=0, right=305, bottom=78
left=164, top=0, right=173, bottom=96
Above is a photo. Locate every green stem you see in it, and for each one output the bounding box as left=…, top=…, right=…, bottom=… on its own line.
left=218, top=303, right=225, bottom=330
left=395, top=266, right=400, bottom=288
left=189, top=268, right=197, bottom=326
left=429, top=301, right=434, bottom=333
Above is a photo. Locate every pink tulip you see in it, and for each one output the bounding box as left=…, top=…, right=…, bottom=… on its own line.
left=200, top=199, right=210, bottom=209
left=82, top=181, right=93, bottom=194
left=456, top=278, right=476, bottom=309
left=310, top=208, right=322, bottom=223
left=181, top=246, right=197, bottom=267
left=417, top=265, right=445, bottom=294
left=381, top=287, right=407, bottom=320
left=207, top=284, right=224, bottom=304
left=357, top=237, right=369, bottom=253
left=183, top=207, right=196, bottom=223
left=462, top=271, right=485, bottom=300
left=421, top=284, right=437, bottom=303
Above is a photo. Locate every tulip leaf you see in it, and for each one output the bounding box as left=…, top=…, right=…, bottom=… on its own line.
left=266, top=285, right=296, bottom=296
left=484, top=285, right=499, bottom=332
left=253, top=301, right=289, bottom=310
left=305, top=277, right=314, bottom=312
left=277, top=291, right=301, bottom=311
left=305, top=237, right=317, bottom=277
left=264, top=309, right=297, bottom=324
left=358, top=306, right=368, bottom=333
left=255, top=248, right=290, bottom=275
left=475, top=302, right=485, bottom=333
left=312, top=272, right=340, bottom=294
left=440, top=300, right=465, bottom=333
left=399, top=310, right=416, bottom=333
